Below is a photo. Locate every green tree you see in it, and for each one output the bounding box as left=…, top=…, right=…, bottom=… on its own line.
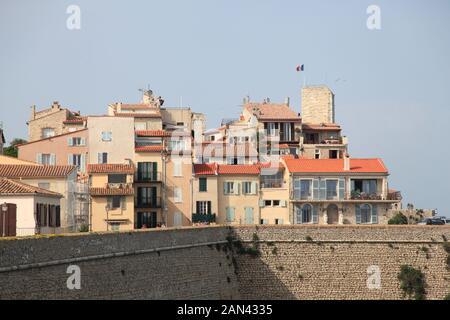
left=388, top=212, right=408, bottom=225
left=3, top=138, right=27, bottom=158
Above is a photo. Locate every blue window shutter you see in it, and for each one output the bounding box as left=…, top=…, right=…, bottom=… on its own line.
left=231, top=208, right=235, bottom=221
left=226, top=207, right=231, bottom=221
left=295, top=205, right=302, bottom=224
left=312, top=205, right=319, bottom=223
left=338, top=178, right=345, bottom=200
left=313, top=179, right=319, bottom=199
left=371, top=204, right=378, bottom=224
left=319, top=179, right=326, bottom=200
left=355, top=204, right=361, bottom=224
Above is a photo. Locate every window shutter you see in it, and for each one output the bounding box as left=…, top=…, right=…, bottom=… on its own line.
left=280, top=200, right=287, bottom=207
left=371, top=204, right=378, bottom=224
left=80, top=138, right=86, bottom=146
left=235, top=182, right=240, bottom=195
left=36, top=153, right=42, bottom=164
left=223, top=182, right=227, bottom=194
left=259, top=200, right=265, bottom=208
left=207, top=201, right=212, bottom=214
left=107, top=197, right=113, bottom=209
left=279, top=219, right=284, bottom=225
left=80, top=154, right=86, bottom=172
left=68, top=154, right=73, bottom=165
left=355, top=204, right=361, bottom=224
left=313, top=179, right=319, bottom=199
left=56, top=206, right=61, bottom=227
left=338, top=178, right=345, bottom=200
left=50, top=154, right=56, bottom=165
left=226, top=207, right=231, bottom=221
left=312, top=205, right=319, bottom=223
left=152, top=162, right=158, bottom=180
left=251, top=182, right=257, bottom=194
left=121, top=197, right=127, bottom=210
left=68, top=137, right=73, bottom=146
left=196, top=201, right=200, bottom=214
left=319, top=179, right=326, bottom=200
left=231, top=208, right=235, bottom=221
left=98, top=153, right=102, bottom=164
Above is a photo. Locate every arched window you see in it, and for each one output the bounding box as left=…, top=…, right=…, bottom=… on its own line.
left=361, top=204, right=372, bottom=223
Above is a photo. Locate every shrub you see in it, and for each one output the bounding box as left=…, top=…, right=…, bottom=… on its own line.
left=444, top=293, right=450, bottom=300
left=397, top=265, right=427, bottom=300
left=388, top=212, right=408, bottom=225
left=305, top=235, right=313, bottom=242
left=272, top=247, right=278, bottom=255
left=78, top=224, right=89, bottom=232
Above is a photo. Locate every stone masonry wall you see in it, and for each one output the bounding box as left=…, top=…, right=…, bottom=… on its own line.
left=0, top=226, right=449, bottom=299
left=301, top=86, right=334, bottom=124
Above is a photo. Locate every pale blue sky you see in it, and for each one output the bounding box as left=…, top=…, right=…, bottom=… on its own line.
left=1, top=0, right=449, bottom=215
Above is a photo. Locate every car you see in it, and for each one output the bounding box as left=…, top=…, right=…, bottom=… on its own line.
left=417, top=218, right=445, bottom=225
left=443, top=219, right=450, bottom=225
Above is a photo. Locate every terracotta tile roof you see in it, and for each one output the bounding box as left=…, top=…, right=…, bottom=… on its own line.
left=283, top=158, right=388, bottom=174
left=302, top=123, right=341, bottom=131
left=90, top=187, right=134, bottom=196
left=63, top=117, right=87, bottom=124
left=135, top=145, right=164, bottom=153
left=0, top=164, right=76, bottom=178
left=217, top=164, right=260, bottom=175
left=0, top=178, right=62, bottom=197
left=245, top=103, right=301, bottom=121
left=87, top=164, right=135, bottom=174
left=114, top=112, right=161, bottom=118
left=136, top=130, right=170, bottom=137
left=193, top=163, right=217, bottom=175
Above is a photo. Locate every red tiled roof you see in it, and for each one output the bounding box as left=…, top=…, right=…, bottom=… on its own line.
left=0, top=165, right=76, bottom=178
left=283, top=158, right=388, bottom=174
left=245, top=103, right=301, bottom=121
left=136, top=130, right=170, bottom=137
left=302, top=123, right=341, bottom=131
left=87, top=164, right=135, bottom=174
left=217, top=164, right=260, bottom=175
left=114, top=112, right=161, bottom=118
left=0, top=178, right=62, bottom=197
left=135, top=145, right=163, bottom=153
left=90, top=187, right=134, bottom=196
left=193, top=163, right=217, bottom=175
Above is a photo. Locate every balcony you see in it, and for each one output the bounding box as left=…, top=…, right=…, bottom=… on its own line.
left=135, top=171, right=162, bottom=183
left=192, top=213, right=216, bottom=223
left=348, top=191, right=383, bottom=200
left=387, top=190, right=402, bottom=201
left=105, top=183, right=133, bottom=189
left=135, top=196, right=162, bottom=209
left=261, top=179, right=284, bottom=188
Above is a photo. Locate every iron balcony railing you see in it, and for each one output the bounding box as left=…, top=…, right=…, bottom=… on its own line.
left=192, top=213, right=216, bottom=223
left=135, top=196, right=162, bottom=208
left=135, top=171, right=162, bottom=182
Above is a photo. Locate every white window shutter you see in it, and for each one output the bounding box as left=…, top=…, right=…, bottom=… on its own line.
left=80, top=154, right=86, bottom=172
left=80, top=138, right=86, bottom=146
left=251, top=182, right=257, bottom=194
left=259, top=200, right=265, bottom=208
left=67, top=154, right=73, bottom=165
left=50, top=154, right=56, bottom=165
left=235, top=182, right=240, bottom=195
left=280, top=200, right=287, bottom=207
left=36, top=153, right=42, bottom=164
left=98, top=153, right=102, bottom=164
left=68, top=137, right=73, bottom=146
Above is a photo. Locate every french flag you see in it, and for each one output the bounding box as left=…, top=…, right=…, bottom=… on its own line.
left=296, top=64, right=304, bottom=72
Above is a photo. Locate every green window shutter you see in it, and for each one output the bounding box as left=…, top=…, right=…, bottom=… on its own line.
left=152, top=162, right=158, bottom=180
left=319, top=179, right=326, bottom=200
left=313, top=179, right=319, bottom=199
left=207, top=201, right=212, bottom=214
left=312, top=205, right=319, bottom=223
left=371, top=204, right=378, bottom=224
left=199, top=177, right=207, bottom=192
left=355, top=204, right=361, bottom=224
left=338, top=178, right=345, bottom=200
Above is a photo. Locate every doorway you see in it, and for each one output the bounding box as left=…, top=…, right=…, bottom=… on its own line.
left=327, top=204, right=339, bottom=224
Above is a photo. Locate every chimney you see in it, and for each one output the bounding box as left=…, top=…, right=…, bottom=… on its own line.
left=285, top=97, right=290, bottom=106
left=30, top=105, right=36, bottom=120
left=344, top=153, right=350, bottom=171
left=52, top=101, right=60, bottom=110
left=117, top=102, right=122, bottom=113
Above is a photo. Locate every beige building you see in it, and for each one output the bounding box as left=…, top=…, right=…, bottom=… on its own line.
left=301, top=85, right=335, bottom=124
left=283, top=156, right=402, bottom=225
left=0, top=178, right=63, bottom=236
left=0, top=164, right=84, bottom=232
left=18, top=129, right=88, bottom=172
left=88, top=163, right=135, bottom=231
left=27, top=101, right=86, bottom=142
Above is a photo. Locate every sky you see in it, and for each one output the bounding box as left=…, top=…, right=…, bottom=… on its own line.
left=1, top=0, right=449, bottom=215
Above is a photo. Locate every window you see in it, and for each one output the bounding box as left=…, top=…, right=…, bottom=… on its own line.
left=352, top=179, right=377, bottom=194
left=174, top=187, right=182, bottom=203
left=110, top=222, right=120, bottom=231
left=275, top=219, right=283, bottom=225
left=42, top=128, right=55, bottom=138
left=173, top=160, right=182, bottom=176
left=293, top=179, right=311, bottom=200
left=169, top=140, right=185, bottom=151
left=329, top=150, right=338, bottom=159
left=196, top=201, right=211, bottom=214
left=135, top=122, right=147, bottom=131
left=38, top=182, right=50, bottom=190
left=226, top=207, right=235, bottom=222
left=261, top=170, right=283, bottom=188
left=68, top=137, right=85, bottom=146
left=68, top=154, right=82, bottom=168
left=176, top=122, right=184, bottom=126
left=273, top=200, right=280, bottom=207
left=224, top=182, right=235, bottom=195
left=137, top=212, right=157, bottom=229
left=264, top=200, right=272, bottom=207
left=326, top=180, right=338, bottom=200
left=260, top=219, right=269, bottom=225
left=296, top=204, right=313, bottom=224
left=137, top=187, right=157, bottom=207
left=38, top=153, right=55, bottom=165
left=315, top=149, right=320, bottom=159
left=242, top=182, right=256, bottom=195
left=138, top=162, right=158, bottom=181
left=109, top=196, right=122, bottom=209
left=199, top=177, right=207, bottom=192
left=360, top=204, right=372, bottom=224
left=98, top=152, right=108, bottom=164
left=102, top=131, right=112, bottom=142
left=108, top=174, right=127, bottom=184
left=267, top=122, right=277, bottom=136
left=283, top=122, right=292, bottom=141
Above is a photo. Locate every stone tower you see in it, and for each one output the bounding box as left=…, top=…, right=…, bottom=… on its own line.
left=301, top=86, right=335, bottom=124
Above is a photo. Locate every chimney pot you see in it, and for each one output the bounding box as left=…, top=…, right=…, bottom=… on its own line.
left=344, top=153, right=350, bottom=171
